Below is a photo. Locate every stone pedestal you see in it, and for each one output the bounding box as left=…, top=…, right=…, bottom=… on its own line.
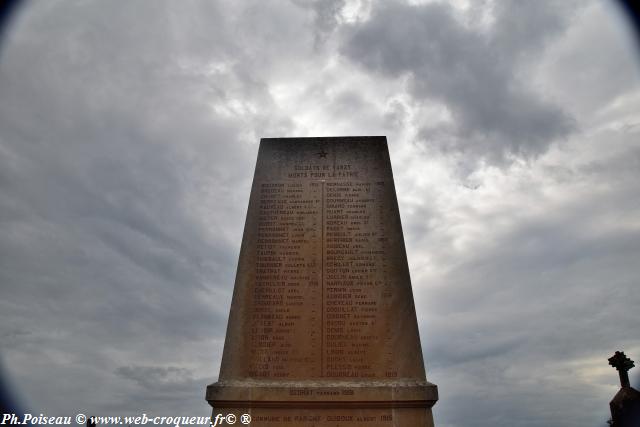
left=207, top=137, right=438, bottom=426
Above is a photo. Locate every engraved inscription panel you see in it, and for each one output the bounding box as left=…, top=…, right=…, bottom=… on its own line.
left=218, top=137, right=425, bottom=381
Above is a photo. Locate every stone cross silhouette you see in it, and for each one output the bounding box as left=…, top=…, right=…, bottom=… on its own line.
left=609, top=351, right=635, bottom=388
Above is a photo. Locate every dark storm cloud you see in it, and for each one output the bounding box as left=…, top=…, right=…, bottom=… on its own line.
left=0, top=0, right=281, bottom=416
left=342, top=0, right=576, bottom=166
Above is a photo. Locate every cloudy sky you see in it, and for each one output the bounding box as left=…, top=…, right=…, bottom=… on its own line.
left=0, top=0, right=639, bottom=426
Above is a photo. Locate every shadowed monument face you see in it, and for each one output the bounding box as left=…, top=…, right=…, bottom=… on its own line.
left=207, top=137, right=438, bottom=426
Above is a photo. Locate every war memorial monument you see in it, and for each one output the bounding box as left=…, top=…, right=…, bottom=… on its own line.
left=206, top=137, right=438, bottom=426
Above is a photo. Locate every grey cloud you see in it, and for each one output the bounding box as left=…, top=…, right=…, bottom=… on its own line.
left=0, top=327, right=32, bottom=348
left=311, top=0, right=347, bottom=48
left=412, top=157, right=640, bottom=426
left=111, top=365, right=213, bottom=416
left=115, top=365, right=194, bottom=391
left=490, top=0, right=577, bottom=59
left=291, top=0, right=347, bottom=48
left=383, top=99, right=409, bottom=129
left=341, top=0, right=577, bottom=167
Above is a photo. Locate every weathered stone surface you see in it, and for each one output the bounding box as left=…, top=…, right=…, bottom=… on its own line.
left=207, top=137, right=437, bottom=426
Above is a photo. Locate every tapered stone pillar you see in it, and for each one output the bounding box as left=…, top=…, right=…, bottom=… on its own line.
left=206, top=137, right=438, bottom=426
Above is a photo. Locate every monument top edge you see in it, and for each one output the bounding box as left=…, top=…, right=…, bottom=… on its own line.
left=260, top=136, right=387, bottom=142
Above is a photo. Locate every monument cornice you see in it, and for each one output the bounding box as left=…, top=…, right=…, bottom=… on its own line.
left=206, top=379, right=438, bottom=409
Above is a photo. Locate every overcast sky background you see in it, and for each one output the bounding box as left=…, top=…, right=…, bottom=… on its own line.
left=0, top=1, right=638, bottom=426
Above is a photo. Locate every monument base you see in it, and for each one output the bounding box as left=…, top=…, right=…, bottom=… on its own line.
left=210, top=407, right=435, bottom=427
left=207, top=379, right=437, bottom=426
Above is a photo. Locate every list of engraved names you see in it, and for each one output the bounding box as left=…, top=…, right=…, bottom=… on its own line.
left=249, top=161, right=397, bottom=380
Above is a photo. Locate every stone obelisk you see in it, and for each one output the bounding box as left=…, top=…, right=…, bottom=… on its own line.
left=206, top=137, right=438, bottom=426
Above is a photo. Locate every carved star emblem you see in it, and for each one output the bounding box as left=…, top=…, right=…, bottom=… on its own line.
left=317, top=149, right=328, bottom=158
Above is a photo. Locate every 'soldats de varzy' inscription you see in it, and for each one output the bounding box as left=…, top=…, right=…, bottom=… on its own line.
left=207, top=137, right=438, bottom=426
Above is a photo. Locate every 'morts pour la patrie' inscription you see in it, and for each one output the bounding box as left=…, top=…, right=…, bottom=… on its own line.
left=287, top=163, right=358, bottom=179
